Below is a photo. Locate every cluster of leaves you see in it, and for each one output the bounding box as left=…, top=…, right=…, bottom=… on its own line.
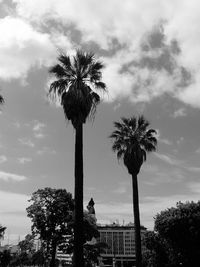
left=143, top=201, right=200, bottom=267
left=0, top=234, right=45, bottom=267
left=0, top=249, right=46, bottom=267
left=26, top=188, right=74, bottom=267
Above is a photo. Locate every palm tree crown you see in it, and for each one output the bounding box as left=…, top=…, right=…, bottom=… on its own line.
left=49, top=50, right=106, bottom=128
left=110, top=116, right=157, bottom=175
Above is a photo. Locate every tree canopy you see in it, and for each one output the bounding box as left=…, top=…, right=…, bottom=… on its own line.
left=153, top=201, right=200, bottom=267
left=110, top=116, right=157, bottom=175
left=49, top=50, right=106, bottom=128
left=26, top=187, right=74, bottom=267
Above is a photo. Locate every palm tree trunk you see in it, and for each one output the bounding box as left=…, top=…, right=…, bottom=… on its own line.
left=131, top=174, right=142, bottom=267
left=73, top=122, right=84, bottom=267
left=49, top=241, right=57, bottom=267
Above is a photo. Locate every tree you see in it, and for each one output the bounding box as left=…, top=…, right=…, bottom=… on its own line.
left=18, top=234, right=35, bottom=254
left=48, top=50, right=106, bottom=267
left=142, top=231, right=171, bottom=267
left=0, top=250, right=11, bottom=267
left=110, top=116, right=157, bottom=267
left=26, top=187, right=74, bottom=267
left=154, top=201, right=200, bottom=267
left=31, top=249, right=45, bottom=266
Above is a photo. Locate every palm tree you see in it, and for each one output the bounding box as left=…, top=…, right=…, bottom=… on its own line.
left=48, top=50, right=106, bottom=267
left=110, top=116, right=157, bottom=267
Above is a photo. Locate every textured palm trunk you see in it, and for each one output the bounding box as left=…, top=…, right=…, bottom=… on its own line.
left=132, top=174, right=142, bottom=267
left=73, top=123, right=84, bottom=267
left=50, top=241, right=57, bottom=267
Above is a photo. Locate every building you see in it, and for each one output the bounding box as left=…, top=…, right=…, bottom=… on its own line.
left=98, top=223, right=146, bottom=267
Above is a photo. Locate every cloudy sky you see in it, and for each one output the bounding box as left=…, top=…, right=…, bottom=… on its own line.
left=1, top=0, right=200, bottom=243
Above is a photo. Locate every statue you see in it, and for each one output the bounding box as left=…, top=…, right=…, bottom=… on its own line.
left=87, top=198, right=95, bottom=215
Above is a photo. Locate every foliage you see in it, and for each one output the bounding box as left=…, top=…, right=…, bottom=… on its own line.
left=110, top=116, right=157, bottom=175
left=0, top=250, right=11, bottom=267
left=18, top=234, right=35, bottom=254
left=31, top=249, right=45, bottom=266
left=27, top=187, right=74, bottom=266
left=142, top=231, right=172, bottom=267
left=48, top=50, right=106, bottom=129
left=154, top=201, right=200, bottom=267
left=84, top=242, right=108, bottom=267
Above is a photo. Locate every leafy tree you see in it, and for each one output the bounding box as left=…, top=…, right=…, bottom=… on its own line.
left=110, top=116, right=157, bottom=267
left=18, top=234, right=35, bottom=254
left=48, top=50, right=106, bottom=267
left=84, top=242, right=108, bottom=267
left=0, top=250, right=11, bottom=267
left=142, top=231, right=171, bottom=267
left=155, top=201, right=200, bottom=267
left=31, top=249, right=45, bottom=266
left=26, top=187, right=74, bottom=267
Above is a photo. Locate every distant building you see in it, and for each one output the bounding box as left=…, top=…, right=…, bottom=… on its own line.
left=98, top=223, right=146, bottom=267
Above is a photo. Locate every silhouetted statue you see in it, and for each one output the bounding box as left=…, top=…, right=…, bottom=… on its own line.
left=87, top=198, right=95, bottom=215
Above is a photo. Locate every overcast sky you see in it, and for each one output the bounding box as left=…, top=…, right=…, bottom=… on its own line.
left=1, top=0, right=200, bottom=243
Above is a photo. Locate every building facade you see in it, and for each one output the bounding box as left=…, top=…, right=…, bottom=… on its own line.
left=98, top=223, right=146, bottom=267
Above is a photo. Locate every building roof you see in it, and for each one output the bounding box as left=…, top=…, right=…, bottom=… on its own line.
left=97, top=222, right=146, bottom=230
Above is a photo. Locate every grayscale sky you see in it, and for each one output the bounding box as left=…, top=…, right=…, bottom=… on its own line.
left=0, top=0, right=200, bottom=243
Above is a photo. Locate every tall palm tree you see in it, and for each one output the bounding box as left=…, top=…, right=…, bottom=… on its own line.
left=110, top=116, right=157, bottom=267
left=48, top=50, right=106, bottom=267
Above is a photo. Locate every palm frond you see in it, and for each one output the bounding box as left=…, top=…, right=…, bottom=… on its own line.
left=94, top=81, right=106, bottom=91
left=110, top=115, right=157, bottom=173
left=49, top=79, right=68, bottom=96
left=48, top=50, right=106, bottom=127
left=137, top=116, right=150, bottom=130
left=49, top=64, right=66, bottom=78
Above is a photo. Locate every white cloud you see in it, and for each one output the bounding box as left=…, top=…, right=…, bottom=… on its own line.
left=0, top=171, right=27, bottom=181
left=13, top=121, right=21, bottom=129
left=113, top=182, right=129, bottom=194
left=18, top=157, right=32, bottom=164
left=0, top=16, right=57, bottom=80
left=0, top=0, right=199, bottom=108
left=33, top=121, right=46, bottom=132
left=33, top=121, right=46, bottom=139
left=37, top=147, right=56, bottom=155
left=19, top=138, right=35, bottom=147
left=173, top=108, right=187, bottom=118
left=187, top=167, right=200, bottom=173
left=177, top=136, right=184, bottom=145
left=0, top=155, right=7, bottom=163
left=188, top=182, right=200, bottom=194
left=159, top=138, right=172, bottom=145
left=154, top=152, right=182, bottom=166
left=156, top=129, right=172, bottom=145
left=143, top=168, right=185, bottom=185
